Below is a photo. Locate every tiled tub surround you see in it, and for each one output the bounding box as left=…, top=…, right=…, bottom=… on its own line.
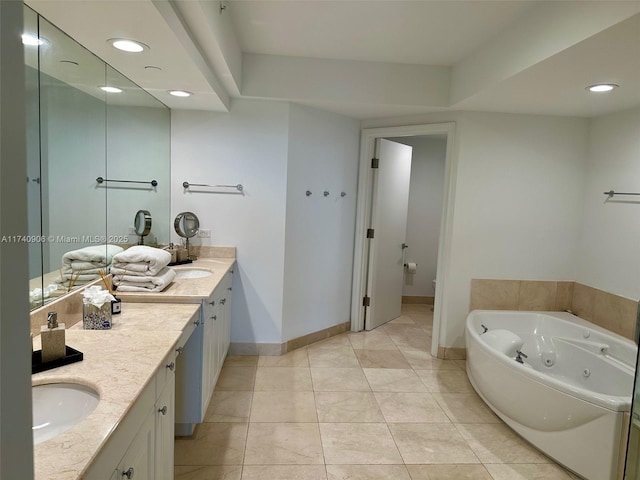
left=470, top=279, right=638, bottom=340
left=31, top=303, right=201, bottom=480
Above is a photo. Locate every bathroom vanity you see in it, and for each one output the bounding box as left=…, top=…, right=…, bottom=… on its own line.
left=31, top=253, right=235, bottom=480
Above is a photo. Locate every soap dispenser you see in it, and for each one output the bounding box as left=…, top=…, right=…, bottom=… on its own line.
left=41, top=311, right=66, bottom=363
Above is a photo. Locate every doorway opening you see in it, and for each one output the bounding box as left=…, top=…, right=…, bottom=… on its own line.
left=351, top=123, right=457, bottom=358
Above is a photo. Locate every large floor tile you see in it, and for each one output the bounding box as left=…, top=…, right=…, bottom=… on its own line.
left=326, top=464, right=411, bottom=480
left=223, top=355, right=258, bottom=367
left=455, top=424, right=551, bottom=464
left=388, top=423, right=479, bottom=464
left=214, top=366, right=256, bottom=391
left=250, top=391, right=317, bottom=422
left=416, top=369, right=475, bottom=393
left=308, top=346, right=360, bottom=368
left=258, top=348, right=309, bottom=367
left=320, top=423, right=403, bottom=464
left=348, top=331, right=399, bottom=350
left=406, top=464, right=492, bottom=479
left=311, top=367, right=371, bottom=392
left=314, top=391, right=384, bottom=423
left=374, top=392, right=449, bottom=423
left=254, top=367, right=313, bottom=391
left=399, top=349, right=460, bottom=371
left=363, top=368, right=427, bottom=392
left=175, top=465, right=243, bottom=480
left=244, top=423, right=324, bottom=465
left=242, top=465, right=327, bottom=480
left=308, top=334, right=352, bottom=349
left=174, top=423, right=248, bottom=465
left=432, top=393, right=501, bottom=424
left=484, top=463, right=574, bottom=479
left=204, top=391, right=253, bottom=423
left=355, top=349, right=411, bottom=368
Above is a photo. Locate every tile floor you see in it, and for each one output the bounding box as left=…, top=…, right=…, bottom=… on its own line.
left=175, top=304, right=580, bottom=480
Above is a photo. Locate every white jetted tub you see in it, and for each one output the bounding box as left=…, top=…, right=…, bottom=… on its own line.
left=466, top=310, right=637, bottom=480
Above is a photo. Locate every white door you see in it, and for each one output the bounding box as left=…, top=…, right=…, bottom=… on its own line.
left=365, top=138, right=412, bottom=330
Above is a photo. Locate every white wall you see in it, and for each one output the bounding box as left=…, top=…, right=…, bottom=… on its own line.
left=388, top=136, right=446, bottom=298
left=282, top=104, right=360, bottom=341
left=171, top=100, right=290, bottom=344
left=577, top=107, right=640, bottom=300
left=442, top=112, right=588, bottom=347
left=106, top=105, right=171, bottom=245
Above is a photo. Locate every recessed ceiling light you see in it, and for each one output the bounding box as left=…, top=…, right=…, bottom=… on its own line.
left=22, top=33, right=44, bottom=46
left=586, top=83, right=618, bottom=93
left=169, top=90, right=193, bottom=97
left=108, top=38, right=149, bottom=53
left=100, top=86, right=123, bottom=93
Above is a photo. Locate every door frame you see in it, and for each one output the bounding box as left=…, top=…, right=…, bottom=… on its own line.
left=350, top=122, right=458, bottom=357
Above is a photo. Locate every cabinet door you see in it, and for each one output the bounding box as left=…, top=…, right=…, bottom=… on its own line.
left=201, top=296, right=219, bottom=416
left=155, top=368, right=175, bottom=480
left=112, top=408, right=155, bottom=480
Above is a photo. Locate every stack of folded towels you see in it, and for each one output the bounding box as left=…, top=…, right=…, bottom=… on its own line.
left=111, top=245, right=176, bottom=293
left=56, top=244, right=124, bottom=287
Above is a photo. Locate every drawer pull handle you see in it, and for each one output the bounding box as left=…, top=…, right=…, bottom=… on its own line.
left=220, top=298, right=226, bottom=305
left=166, top=362, right=175, bottom=371
left=123, top=467, right=134, bottom=479
left=158, top=406, right=168, bottom=415
left=209, top=300, right=215, bottom=306
left=211, top=315, right=217, bottom=321
left=175, top=346, right=184, bottom=356
left=227, top=287, right=232, bottom=291
left=194, top=319, right=200, bottom=326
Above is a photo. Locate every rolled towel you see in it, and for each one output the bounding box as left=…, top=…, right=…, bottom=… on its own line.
left=62, top=244, right=124, bottom=268
left=113, top=267, right=176, bottom=293
left=112, top=246, right=171, bottom=277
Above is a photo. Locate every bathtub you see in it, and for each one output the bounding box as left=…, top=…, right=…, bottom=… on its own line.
left=466, top=310, right=637, bottom=480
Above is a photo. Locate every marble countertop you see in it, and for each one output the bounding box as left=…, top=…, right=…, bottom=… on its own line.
left=32, top=302, right=201, bottom=480
left=115, top=257, right=236, bottom=303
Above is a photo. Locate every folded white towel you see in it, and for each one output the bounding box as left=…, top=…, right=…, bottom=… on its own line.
left=112, top=246, right=171, bottom=277
left=62, top=265, right=110, bottom=276
left=62, top=244, right=124, bottom=268
left=113, top=267, right=176, bottom=292
left=55, top=274, right=101, bottom=286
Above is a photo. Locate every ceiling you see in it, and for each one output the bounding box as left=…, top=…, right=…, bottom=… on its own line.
left=25, top=0, right=640, bottom=120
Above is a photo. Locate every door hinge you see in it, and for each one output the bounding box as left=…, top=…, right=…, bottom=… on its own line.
left=371, top=157, right=379, bottom=169
left=362, top=295, right=371, bottom=307
left=366, top=228, right=374, bottom=239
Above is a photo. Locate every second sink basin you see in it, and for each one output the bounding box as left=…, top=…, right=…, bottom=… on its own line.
left=32, top=383, right=99, bottom=444
left=173, top=268, right=213, bottom=279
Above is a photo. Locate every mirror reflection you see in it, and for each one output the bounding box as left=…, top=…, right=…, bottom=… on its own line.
left=24, top=5, right=170, bottom=310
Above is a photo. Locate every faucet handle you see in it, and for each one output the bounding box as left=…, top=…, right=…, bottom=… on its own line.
left=515, top=350, right=528, bottom=364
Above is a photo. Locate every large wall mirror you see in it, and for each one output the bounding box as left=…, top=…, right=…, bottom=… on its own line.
left=24, top=5, right=170, bottom=311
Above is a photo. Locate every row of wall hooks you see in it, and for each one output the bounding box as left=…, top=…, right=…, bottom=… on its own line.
left=306, top=190, right=347, bottom=197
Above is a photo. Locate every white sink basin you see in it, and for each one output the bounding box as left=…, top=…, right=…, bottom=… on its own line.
left=32, top=383, right=99, bottom=444
left=173, top=268, right=213, bottom=279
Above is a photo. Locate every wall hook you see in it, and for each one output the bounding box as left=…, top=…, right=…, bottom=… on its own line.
left=341, top=192, right=347, bottom=197
left=306, top=190, right=312, bottom=196
left=323, top=191, right=330, bottom=197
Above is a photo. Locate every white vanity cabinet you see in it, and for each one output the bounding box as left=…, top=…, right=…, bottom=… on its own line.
left=86, top=350, right=178, bottom=480
left=175, top=269, right=233, bottom=432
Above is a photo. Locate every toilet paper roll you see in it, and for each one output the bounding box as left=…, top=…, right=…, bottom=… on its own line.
left=405, top=262, right=417, bottom=274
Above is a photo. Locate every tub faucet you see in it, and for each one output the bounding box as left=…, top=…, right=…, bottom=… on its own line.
left=515, top=350, right=528, bottom=364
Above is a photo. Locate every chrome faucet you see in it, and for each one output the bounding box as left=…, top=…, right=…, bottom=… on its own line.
left=515, top=350, right=528, bottom=364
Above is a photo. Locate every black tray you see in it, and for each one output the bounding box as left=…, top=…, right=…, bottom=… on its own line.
left=168, top=259, right=193, bottom=266
left=32, top=346, right=83, bottom=374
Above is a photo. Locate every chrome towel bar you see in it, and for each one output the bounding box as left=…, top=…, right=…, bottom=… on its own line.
left=183, top=181, right=243, bottom=192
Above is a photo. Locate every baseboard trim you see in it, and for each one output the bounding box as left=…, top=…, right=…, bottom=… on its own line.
left=437, top=346, right=466, bottom=360
left=285, top=322, right=351, bottom=352
left=229, top=321, right=351, bottom=356
left=402, top=295, right=434, bottom=305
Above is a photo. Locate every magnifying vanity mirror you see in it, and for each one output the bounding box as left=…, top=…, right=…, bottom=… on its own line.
left=174, top=212, right=200, bottom=262
left=24, top=4, right=170, bottom=310
left=134, top=210, right=152, bottom=245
